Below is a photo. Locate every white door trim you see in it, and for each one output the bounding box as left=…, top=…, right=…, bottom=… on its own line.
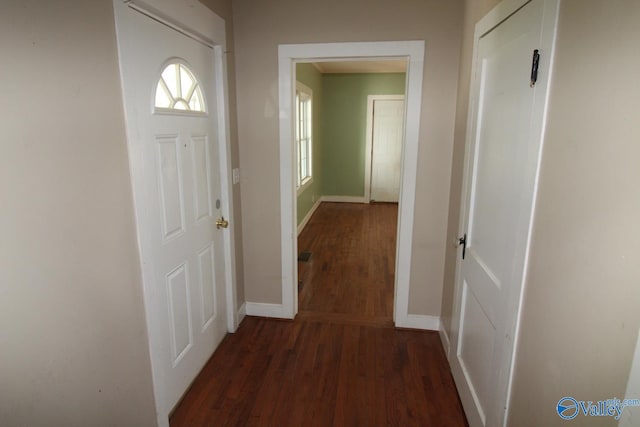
left=449, top=0, right=560, bottom=425
left=113, top=1, right=238, bottom=425
left=278, top=41, right=425, bottom=326
left=364, top=94, right=405, bottom=203
left=214, top=45, right=241, bottom=333
left=124, top=0, right=226, bottom=47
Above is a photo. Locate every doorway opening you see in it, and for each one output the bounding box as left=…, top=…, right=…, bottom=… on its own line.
left=278, top=42, right=425, bottom=328
left=294, top=61, right=406, bottom=324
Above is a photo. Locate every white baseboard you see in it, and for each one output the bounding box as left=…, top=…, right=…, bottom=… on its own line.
left=245, top=302, right=291, bottom=319
left=322, top=195, right=367, bottom=204
left=235, top=302, right=246, bottom=330
left=439, top=323, right=451, bottom=359
left=297, top=198, right=322, bottom=236
left=395, top=314, right=440, bottom=331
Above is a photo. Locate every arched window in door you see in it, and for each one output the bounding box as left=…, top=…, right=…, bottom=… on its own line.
left=154, top=62, right=206, bottom=113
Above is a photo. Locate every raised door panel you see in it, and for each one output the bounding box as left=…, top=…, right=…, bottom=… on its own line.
left=197, top=243, right=217, bottom=329
left=191, top=135, right=212, bottom=223
left=156, top=136, right=186, bottom=240
left=166, top=263, right=192, bottom=365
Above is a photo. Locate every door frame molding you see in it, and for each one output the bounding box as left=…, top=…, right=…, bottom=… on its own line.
left=113, top=1, right=238, bottom=425
left=449, top=0, right=560, bottom=425
left=364, top=94, right=406, bottom=203
left=277, top=41, right=424, bottom=326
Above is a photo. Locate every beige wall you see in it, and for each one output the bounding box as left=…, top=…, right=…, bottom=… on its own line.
left=199, top=0, right=245, bottom=308
left=440, top=0, right=640, bottom=424
left=233, top=0, right=464, bottom=313
left=508, top=1, right=640, bottom=424
left=0, top=1, right=156, bottom=425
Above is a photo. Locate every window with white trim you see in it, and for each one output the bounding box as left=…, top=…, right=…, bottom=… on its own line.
left=296, top=82, right=313, bottom=192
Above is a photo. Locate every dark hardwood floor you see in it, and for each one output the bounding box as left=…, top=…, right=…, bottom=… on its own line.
left=170, top=317, right=467, bottom=426
left=170, top=202, right=468, bottom=426
left=298, top=202, right=397, bottom=322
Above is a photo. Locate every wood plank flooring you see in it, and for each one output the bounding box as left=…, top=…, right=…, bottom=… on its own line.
left=298, top=202, right=397, bottom=321
left=170, top=202, right=468, bottom=426
left=170, top=317, right=468, bottom=426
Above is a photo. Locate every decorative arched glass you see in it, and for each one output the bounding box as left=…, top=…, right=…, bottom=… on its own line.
left=154, top=63, right=205, bottom=113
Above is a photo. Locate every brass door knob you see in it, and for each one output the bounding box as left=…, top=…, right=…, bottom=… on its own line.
left=216, top=217, right=229, bottom=229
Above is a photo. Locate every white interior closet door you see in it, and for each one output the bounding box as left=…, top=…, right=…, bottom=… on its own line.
left=370, top=98, right=405, bottom=202
left=450, top=0, right=559, bottom=425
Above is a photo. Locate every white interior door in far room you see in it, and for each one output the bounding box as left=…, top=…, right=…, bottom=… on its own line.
left=366, top=96, right=405, bottom=203
left=450, top=0, right=559, bottom=426
left=113, top=2, right=231, bottom=425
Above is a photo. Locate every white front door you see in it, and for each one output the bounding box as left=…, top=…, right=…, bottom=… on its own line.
left=450, top=0, right=559, bottom=426
left=370, top=98, right=405, bottom=202
left=114, top=3, right=228, bottom=425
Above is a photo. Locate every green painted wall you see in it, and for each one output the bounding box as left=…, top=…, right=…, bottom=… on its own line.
left=295, top=70, right=406, bottom=226
left=296, top=63, right=323, bottom=226
left=321, top=73, right=406, bottom=196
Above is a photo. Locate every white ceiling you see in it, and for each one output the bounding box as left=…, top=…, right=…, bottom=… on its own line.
left=312, top=60, right=407, bottom=74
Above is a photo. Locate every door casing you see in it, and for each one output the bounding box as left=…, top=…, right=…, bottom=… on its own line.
left=276, top=41, right=426, bottom=328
